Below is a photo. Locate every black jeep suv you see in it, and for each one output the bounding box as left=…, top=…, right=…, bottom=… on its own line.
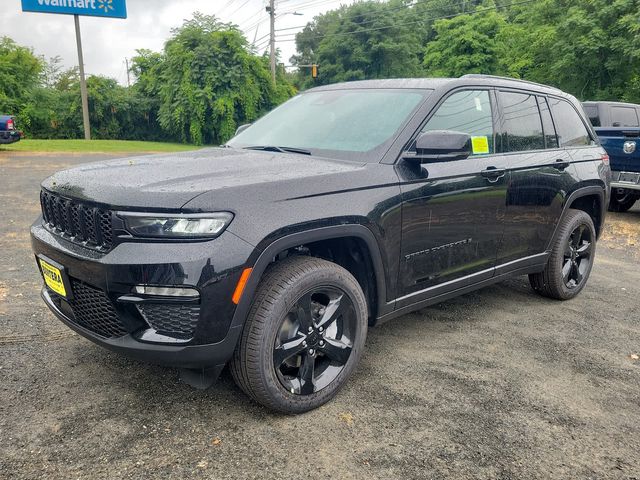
left=31, top=75, right=610, bottom=413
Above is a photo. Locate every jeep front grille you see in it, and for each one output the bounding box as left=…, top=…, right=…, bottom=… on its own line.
left=40, top=190, right=113, bottom=251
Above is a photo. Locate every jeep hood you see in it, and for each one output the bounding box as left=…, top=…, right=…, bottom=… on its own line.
left=41, top=147, right=365, bottom=211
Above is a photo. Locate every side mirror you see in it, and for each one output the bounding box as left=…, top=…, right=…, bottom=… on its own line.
left=235, top=123, right=251, bottom=136
left=404, top=130, right=472, bottom=163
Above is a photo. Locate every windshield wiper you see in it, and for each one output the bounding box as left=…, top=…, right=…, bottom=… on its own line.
left=243, top=145, right=312, bottom=155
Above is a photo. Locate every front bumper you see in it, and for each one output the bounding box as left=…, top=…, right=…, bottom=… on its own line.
left=42, top=288, right=241, bottom=368
left=31, top=221, right=255, bottom=368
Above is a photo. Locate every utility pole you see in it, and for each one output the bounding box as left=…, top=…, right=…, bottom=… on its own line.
left=125, top=57, right=131, bottom=87
left=267, top=0, right=276, bottom=84
left=74, top=14, right=91, bottom=140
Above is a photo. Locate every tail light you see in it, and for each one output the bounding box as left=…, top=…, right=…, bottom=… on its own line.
left=6, top=119, right=14, bottom=130
left=601, top=153, right=609, bottom=165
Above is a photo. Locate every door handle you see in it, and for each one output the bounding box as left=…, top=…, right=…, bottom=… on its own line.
left=553, top=159, right=570, bottom=170
left=481, top=166, right=506, bottom=182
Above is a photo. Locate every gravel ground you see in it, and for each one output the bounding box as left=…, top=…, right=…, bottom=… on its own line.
left=1, top=153, right=639, bottom=479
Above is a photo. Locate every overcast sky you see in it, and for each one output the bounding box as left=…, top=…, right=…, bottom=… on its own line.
left=2, top=0, right=357, bottom=84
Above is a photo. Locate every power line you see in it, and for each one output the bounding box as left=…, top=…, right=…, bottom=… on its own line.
left=226, top=0, right=254, bottom=19
left=215, top=0, right=237, bottom=16
left=254, top=31, right=271, bottom=44
left=241, top=13, right=268, bottom=31
left=276, top=0, right=537, bottom=42
left=277, top=0, right=351, bottom=14
left=275, top=0, right=469, bottom=32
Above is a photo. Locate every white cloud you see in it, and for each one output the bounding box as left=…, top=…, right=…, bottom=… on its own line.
left=2, top=0, right=358, bottom=84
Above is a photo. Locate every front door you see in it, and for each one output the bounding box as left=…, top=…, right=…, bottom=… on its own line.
left=397, top=89, right=508, bottom=304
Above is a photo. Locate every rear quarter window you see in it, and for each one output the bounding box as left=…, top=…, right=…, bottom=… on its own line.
left=549, top=98, right=591, bottom=147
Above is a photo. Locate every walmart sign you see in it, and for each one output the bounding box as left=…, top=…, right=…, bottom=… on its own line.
left=21, top=0, right=127, bottom=19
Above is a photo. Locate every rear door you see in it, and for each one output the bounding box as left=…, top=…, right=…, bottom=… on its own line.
left=396, top=89, right=508, bottom=302
left=495, top=91, right=573, bottom=265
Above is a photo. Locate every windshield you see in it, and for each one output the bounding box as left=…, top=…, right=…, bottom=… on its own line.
left=227, top=89, right=430, bottom=161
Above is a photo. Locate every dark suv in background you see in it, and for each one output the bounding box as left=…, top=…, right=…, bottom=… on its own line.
left=583, top=101, right=640, bottom=211
left=0, top=115, right=21, bottom=144
left=32, top=75, right=610, bottom=413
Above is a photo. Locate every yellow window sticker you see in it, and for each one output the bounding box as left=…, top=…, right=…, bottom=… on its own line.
left=471, top=136, right=490, bottom=155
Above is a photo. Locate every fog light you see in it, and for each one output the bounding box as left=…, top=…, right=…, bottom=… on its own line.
left=133, top=285, right=199, bottom=298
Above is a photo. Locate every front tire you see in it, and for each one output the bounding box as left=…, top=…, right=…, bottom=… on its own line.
left=529, top=209, right=596, bottom=300
left=230, top=256, right=368, bottom=414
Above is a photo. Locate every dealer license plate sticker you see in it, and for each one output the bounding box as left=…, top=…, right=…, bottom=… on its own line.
left=39, top=258, right=67, bottom=297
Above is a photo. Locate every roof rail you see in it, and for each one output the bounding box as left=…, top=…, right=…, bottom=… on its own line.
left=461, top=74, right=562, bottom=92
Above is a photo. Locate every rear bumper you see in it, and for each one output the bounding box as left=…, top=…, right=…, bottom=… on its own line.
left=0, top=130, right=20, bottom=144
left=611, top=171, right=640, bottom=192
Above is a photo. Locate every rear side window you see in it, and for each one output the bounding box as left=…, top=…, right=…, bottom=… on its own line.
left=610, top=106, right=639, bottom=127
left=422, top=90, right=494, bottom=155
left=538, top=97, right=559, bottom=148
left=583, top=105, right=600, bottom=127
left=499, top=91, right=544, bottom=152
left=549, top=98, right=591, bottom=147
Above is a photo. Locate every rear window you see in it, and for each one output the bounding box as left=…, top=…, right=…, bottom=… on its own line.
left=583, top=105, right=600, bottom=127
left=549, top=98, right=591, bottom=147
left=610, top=106, right=639, bottom=127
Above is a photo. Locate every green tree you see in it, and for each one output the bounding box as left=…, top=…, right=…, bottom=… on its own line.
left=292, top=1, right=425, bottom=88
left=518, top=0, right=640, bottom=102
left=0, top=37, right=43, bottom=114
left=157, top=13, right=295, bottom=145
left=291, top=0, right=488, bottom=88
left=423, top=5, right=507, bottom=77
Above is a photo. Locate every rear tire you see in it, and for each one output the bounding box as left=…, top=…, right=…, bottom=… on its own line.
left=230, top=256, right=368, bottom=414
left=529, top=209, right=596, bottom=300
left=608, top=189, right=637, bottom=212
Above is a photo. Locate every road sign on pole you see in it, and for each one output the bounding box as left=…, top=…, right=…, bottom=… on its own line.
left=21, top=0, right=127, bottom=140
left=21, top=0, right=127, bottom=19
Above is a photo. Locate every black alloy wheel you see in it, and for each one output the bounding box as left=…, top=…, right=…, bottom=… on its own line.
left=562, top=224, right=593, bottom=289
left=230, top=256, right=368, bottom=413
left=274, top=287, right=356, bottom=395
left=529, top=208, right=596, bottom=300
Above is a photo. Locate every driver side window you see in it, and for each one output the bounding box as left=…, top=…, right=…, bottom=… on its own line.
left=422, top=90, right=495, bottom=155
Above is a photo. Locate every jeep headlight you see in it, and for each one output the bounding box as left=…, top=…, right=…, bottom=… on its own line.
left=122, top=212, right=233, bottom=238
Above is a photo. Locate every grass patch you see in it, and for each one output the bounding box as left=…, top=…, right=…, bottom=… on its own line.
left=0, top=139, right=200, bottom=154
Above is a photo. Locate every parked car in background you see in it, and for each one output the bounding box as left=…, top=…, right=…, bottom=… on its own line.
left=583, top=101, right=640, bottom=211
left=0, top=115, right=22, bottom=145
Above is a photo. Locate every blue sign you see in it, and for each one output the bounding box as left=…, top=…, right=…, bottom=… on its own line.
left=21, top=0, right=127, bottom=19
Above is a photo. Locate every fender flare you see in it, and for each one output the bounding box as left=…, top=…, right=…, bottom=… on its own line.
left=229, top=224, right=390, bottom=330
left=547, top=185, right=606, bottom=250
